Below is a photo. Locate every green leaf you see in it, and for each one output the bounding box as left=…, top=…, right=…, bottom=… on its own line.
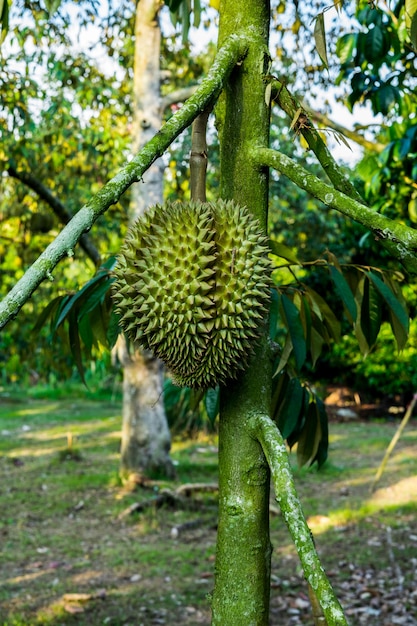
left=204, top=387, right=219, bottom=425
left=296, top=401, right=322, bottom=468
left=269, top=288, right=280, bottom=340
left=0, top=0, right=9, bottom=42
left=310, top=326, right=325, bottom=368
left=314, top=12, right=328, bottom=69
left=276, top=377, right=304, bottom=440
left=305, top=287, right=341, bottom=342
left=329, top=265, right=357, bottom=324
left=89, top=302, right=110, bottom=347
left=310, top=398, right=329, bottom=468
left=107, top=309, right=121, bottom=350
left=55, top=272, right=109, bottom=328
left=366, top=271, right=409, bottom=349
left=271, top=371, right=290, bottom=419
left=360, top=277, right=382, bottom=349
left=281, top=294, right=307, bottom=372
left=44, top=0, right=62, bottom=15
left=275, top=333, right=293, bottom=374
left=269, top=240, right=300, bottom=265
left=287, top=386, right=310, bottom=449
left=193, top=0, right=201, bottom=27
left=78, top=278, right=114, bottom=320
left=78, top=314, right=94, bottom=353
left=68, top=308, right=86, bottom=385
left=300, top=296, right=312, bottom=356
left=372, top=84, right=400, bottom=115
left=405, top=0, right=417, bottom=27
left=410, top=10, right=417, bottom=49
left=364, top=24, right=389, bottom=63
left=32, top=296, right=64, bottom=334
left=336, top=33, right=356, bottom=64
left=52, top=294, right=73, bottom=333
left=165, top=0, right=183, bottom=11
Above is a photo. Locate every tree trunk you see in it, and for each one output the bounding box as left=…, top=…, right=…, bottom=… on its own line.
left=119, top=342, right=175, bottom=480
left=211, top=0, right=273, bottom=622
left=119, top=0, right=174, bottom=481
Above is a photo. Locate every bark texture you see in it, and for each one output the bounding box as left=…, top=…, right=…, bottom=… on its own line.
left=118, top=341, right=175, bottom=480
left=211, top=1, right=273, bottom=623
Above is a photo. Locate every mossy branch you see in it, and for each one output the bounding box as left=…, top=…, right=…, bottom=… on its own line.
left=252, top=146, right=417, bottom=274
left=248, top=413, right=348, bottom=626
left=0, top=34, right=249, bottom=330
left=270, top=79, right=363, bottom=203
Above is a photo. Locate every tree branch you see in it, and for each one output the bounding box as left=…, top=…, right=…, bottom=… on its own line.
left=270, top=79, right=363, bottom=202
left=0, top=33, right=249, bottom=330
left=248, top=413, right=348, bottom=626
left=7, top=165, right=101, bottom=266
left=252, top=146, right=417, bottom=274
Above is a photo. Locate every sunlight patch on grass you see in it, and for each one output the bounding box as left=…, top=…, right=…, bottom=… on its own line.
left=369, top=475, right=417, bottom=508
left=13, top=404, right=61, bottom=417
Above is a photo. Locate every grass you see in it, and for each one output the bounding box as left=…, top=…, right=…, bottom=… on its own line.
left=1, top=392, right=417, bottom=625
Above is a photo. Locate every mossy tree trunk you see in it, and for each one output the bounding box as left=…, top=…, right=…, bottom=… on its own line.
left=211, top=0, right=273, bottom=623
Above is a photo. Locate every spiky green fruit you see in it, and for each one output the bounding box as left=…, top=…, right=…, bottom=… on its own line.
left=112, top=200, right=271, bottom=388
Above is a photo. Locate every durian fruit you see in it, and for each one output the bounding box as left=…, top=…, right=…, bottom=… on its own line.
left=112, top=200, right=271, bottom=388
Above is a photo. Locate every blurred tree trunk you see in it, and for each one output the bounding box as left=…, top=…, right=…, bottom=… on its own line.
left=119, top=0, right=175, bottom=481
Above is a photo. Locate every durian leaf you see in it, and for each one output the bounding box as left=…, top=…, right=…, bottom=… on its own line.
left=193, top=0, right=201, bottom=27
left=44, top=0, right=62, bottom=15
left=107, top=309, right=122, bottom=350
left=313, top=12, right=329, bottom=69
left=366, top=271, right=409, bottom=349
left=286, top=386, right=310, bottom=449
left=276, top=377, right=304, bottom=440
left=165, top=0, right=183, bottom=11
left=269, top=240, right=300, bottom=265
left=275, top=333, right=293, bottom=374
left=269, top=288, right=280, bottom=340
left=271, top=370, right=290, bottom=420
left=281, top=294, right=307, bottom=372
left=360, top=276, right=383, bottom=350
left=32, top=295, right=65, bottom=334
left=310, top=325, right=325, bottom=368
left=296, top=401, right=322, bottom=468
left=68, top=308, right=87, bottom=385
left=309, top=398, right=329, bottom=468
left=329, top=265, right=357, bottom=324
left=88, top=302, right=109, bottom=347
left=55, top=272, right=110, bottom=328
left=405, top=0, right=417, bottom=27
left=300, top=295, right=312, bottom=356
left=78, top=278, right=114, bottom=320
left=52, top=294, right=73, bottom=334
left=78, top=314, right=95, bottom=353
left=305, top=287, right=341, bottom=342
left=205, top=387, right=219, bottom=425
left=410, top=10, right=417, bottom=50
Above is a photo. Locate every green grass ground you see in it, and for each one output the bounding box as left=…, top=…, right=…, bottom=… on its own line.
left=1, top=394, right=417, bottom=625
